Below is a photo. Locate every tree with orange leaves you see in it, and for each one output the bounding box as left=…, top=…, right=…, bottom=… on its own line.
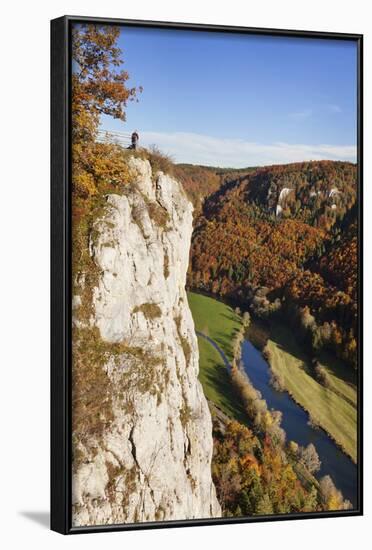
left=71, top=24, right=142, bottom=197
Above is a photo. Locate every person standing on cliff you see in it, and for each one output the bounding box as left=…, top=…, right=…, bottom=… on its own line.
left=131, top=130, right=139, bottom=150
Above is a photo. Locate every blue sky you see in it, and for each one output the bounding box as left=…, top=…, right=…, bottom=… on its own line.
left=100, top=26, right=357, bottom=167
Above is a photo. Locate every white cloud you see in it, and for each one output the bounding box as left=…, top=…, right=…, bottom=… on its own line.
left=325, top=103, right=342, bottom=113
left=140, top=131, right=357, bottom=168
left=288, top=104, right=343, bottom=119
left=288, top=109, right=313, bottom=120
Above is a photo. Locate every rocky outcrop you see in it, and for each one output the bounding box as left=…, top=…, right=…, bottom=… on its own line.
left=72, top=158, right=220, bottom=526
left=275, top=187, right=293, bottom=217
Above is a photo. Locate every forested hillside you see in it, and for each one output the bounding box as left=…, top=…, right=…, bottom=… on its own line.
left=172, top=164, right=259, bottom=212
left=187, top=160, right=358, bottom=368
left=204, top=161, right=356, bottom=227
left=173, top=164, right=221, bottom=211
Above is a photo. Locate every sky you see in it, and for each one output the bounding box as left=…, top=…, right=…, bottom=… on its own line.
left=100, top=26, right=357, bottom=167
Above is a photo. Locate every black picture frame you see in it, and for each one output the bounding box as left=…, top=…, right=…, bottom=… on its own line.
left=51, top=15, right=363, bottom=535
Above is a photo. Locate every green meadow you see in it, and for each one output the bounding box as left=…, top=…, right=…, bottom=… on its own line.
left=266, top=323, right=357, bottom=462
left=187, top=292, right=246, bottom=421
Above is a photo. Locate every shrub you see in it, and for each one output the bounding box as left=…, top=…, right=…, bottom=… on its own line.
left=256, top=494, right=274, bottom=515
left=179, top=404, right=194, bottom=427
left=299, top=443, right=321, bottom=474
left=319, top=475, right=351, bottom=510
left=132, top=303, right=162, bottom=320
left=145, top=145, right=174, bottom=176
left=212, top=420, right=318, bottom=518
left=147, top=201, right=170, bottom=229
left=72, top=327, right=115, bottom=459
left=270, top=371, right=285, bottom=392
left=314, top=363, right=330, bottom=387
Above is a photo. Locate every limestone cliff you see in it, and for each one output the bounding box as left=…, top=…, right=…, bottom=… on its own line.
left=72, top=157, right=221, bottom=526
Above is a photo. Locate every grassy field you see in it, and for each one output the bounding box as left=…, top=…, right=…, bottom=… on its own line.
left=197, top=336, right=247, bottom=422
left=266, top=323, right=357, bottom=462
left=187, top=292, right=246, bottom=420
left=187, top=292, right=242, bottom=362
left=318, top=350, right=357, bottom=408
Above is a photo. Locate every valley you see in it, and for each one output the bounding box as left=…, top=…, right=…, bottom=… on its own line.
left=184, top=159, right=358, bottom=513
left=188, top=291, right=357, bottom=510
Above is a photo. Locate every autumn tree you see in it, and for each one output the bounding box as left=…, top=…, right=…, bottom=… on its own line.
left=211, top=419, right=322, bottom=517
left=256, top=494, right=274, bottom=515
left=71, top=24, right=142, bottom=197
left=319, top=475, right=350, bottom=511
left=299, top=443, right=321, bottom=474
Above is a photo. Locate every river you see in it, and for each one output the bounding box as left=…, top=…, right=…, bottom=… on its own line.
left=241, top=338, right=358, bottom=507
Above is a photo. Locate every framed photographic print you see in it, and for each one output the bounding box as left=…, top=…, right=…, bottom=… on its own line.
left=51, top=15, right=363, bottom=534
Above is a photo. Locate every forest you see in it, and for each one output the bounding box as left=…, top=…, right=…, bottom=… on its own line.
left=188, top=292, right=353, bottom=515
left=212, top=420, right=349, bottom=516
left=187, top=161, right=358, bottom=368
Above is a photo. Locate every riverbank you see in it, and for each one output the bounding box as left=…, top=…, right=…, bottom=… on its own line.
left=187, top=291, right=248, bottom=422
left=188, top=290, right=357, bottom=463
left=188, top=291, right=242, bottom=363
left=242, top=338, right=357, bottom=506
left=188, top=291, right=357, bottom=507
left=264, top=323, right=357, bottom=463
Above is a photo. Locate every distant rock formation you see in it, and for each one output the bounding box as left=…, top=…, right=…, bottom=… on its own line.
left=276, top=187, right=293, bottom=216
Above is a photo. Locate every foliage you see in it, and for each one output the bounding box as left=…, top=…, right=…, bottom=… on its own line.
left=299, top=443, right=321, bottom=474
left=146, top=145, right=175, bottom=177
left=206, top=160, right=356, bottom=228
left=173, top=164, right=221, bottom=211
left=264, top=323, right=357, bottom=461
left=189, top=293, right=350, bottom=515
left=71, top=24, right=142, bottom=197
left=132, top=303, right=162, bottom=320
left=212, top=413, right=351, bottom=516
left=188, top=160, right=358, bottom=369
left=146, top=200, right=170, bottom=229
left=72, top=326, right=115, bottom=459
left=212, top=420, right=319, bottom=516
left=319, top=475, right=352, bottom=511
left=230, top=365, right=286, bottom=446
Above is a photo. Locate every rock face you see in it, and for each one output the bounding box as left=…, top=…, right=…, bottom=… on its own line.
left=72, top=158, right=221, bottom=526
left=275, top=187, right=293, bottom=217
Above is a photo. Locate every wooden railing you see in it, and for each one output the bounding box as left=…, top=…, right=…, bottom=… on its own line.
left=96, top=129, right=133, bottom=147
